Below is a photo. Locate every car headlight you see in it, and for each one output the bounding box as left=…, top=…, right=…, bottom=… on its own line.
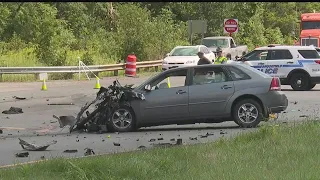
left=186, top=60, right=196, bottom=64
left=162, top=60, right=168, bottom=64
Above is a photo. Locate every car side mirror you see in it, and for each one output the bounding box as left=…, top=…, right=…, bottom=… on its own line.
left=144, top=84, right=152, bottom=91
left=166, top=53, right=170, bottom=57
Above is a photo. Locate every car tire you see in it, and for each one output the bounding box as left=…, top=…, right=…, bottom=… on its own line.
left=289, top=73, right=310, bottom=91
left=308, top=83, right=316, bottom=90
left=108, top=105, right=136, bottom=132
left=232, top=99, right=263, bottom=128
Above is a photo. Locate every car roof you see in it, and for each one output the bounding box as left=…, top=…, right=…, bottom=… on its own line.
left=255, top=45, right=317, bottom=51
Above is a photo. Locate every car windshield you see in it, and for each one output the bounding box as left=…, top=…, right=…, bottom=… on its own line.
left=170, top=47, right=198, bottom=56
left=202, top=39, right=228, bottom=48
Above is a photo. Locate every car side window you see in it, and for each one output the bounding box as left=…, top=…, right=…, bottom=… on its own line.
left=227, top=66, right=251, bottom=81
left=150, top=69, right=188, bottom=90
left=243, top=50, right=268, bottom=61
left=268, top=50, right=293, bottom=60
left=192, top=67, right=229, bottom=85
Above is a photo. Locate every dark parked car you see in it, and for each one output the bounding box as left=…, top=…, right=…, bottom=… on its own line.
left=109, top=64, right=288, bottom=132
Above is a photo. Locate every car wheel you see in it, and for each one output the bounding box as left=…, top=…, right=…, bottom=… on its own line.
left=232, top=99, right=263, bottom=128
left=109, top=105, right=136, bottom=132
left=308, top=83, right=316, bottom=90
left=289, top=73, right=310, bottom=91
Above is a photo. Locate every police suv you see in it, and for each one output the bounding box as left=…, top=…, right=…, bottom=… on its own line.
left=237, top=45, right=320, bottom=91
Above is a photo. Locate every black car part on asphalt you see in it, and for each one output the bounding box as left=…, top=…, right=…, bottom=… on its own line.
left=55, top=80, right=145, bottom=133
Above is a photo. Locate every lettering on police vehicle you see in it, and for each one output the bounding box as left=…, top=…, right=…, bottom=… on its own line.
left=256, top=65, right=279, bottom=74
left=312, top=69, right=320, bottom=72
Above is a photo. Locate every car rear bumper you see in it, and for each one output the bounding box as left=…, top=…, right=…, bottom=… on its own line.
left=258, top=91, right=288, bottom=114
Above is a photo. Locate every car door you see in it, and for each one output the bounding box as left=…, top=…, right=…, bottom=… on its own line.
left=242, top=49, right=269, bottom=72
left=188, top=66, right=235, bottom=118
left=265, top=49, right=294, bottom=79
left=139, top=69, right=190, bottom=123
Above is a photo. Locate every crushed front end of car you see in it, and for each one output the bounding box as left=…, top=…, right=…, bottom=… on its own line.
left=54, top=80, right=145, bottom=133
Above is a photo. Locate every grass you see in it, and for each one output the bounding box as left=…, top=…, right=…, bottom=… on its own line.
left=0, top=48, right=160, bottom=82
left=1, top=121, right=320, bottom=180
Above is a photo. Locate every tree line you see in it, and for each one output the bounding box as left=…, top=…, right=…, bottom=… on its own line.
left=0, top=2, right=319, bottom=66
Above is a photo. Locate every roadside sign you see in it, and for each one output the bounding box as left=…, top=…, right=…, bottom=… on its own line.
left=188, top=20, right=207, bottom=44
left=224, top=19, right=238, bottom=35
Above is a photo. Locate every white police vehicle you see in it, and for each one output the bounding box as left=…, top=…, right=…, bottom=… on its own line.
left=238, top=45, right=320, bottom=91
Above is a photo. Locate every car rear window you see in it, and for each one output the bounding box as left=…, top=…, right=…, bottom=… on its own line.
left=227, top=66, right=251, bottom=81
left=298, top=50, right=320, bottom=59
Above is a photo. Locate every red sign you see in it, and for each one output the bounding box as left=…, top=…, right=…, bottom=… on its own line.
left=224, top=19, right=238, bottom=34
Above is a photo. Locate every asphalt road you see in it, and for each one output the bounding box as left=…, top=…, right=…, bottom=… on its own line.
left=0, top=74, right=319, bottom=167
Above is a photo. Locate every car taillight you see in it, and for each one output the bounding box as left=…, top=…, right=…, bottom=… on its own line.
left=315, top=60, right=320, bottom=64
left=270, top=77, right=281, bottom=91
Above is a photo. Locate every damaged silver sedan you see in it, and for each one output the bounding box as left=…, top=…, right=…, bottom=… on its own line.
left=58, top=64, right=288, bottom=133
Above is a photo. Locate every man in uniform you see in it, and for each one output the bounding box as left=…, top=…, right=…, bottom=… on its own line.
left=197, top=51, right=211, bottom=65
left=214, top=47, right=227, bottom=64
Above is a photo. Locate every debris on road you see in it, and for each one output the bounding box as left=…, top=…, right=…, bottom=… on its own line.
left=200, top=134, right=208, bottom=138
left=48, top=103, right=75, bottom=106
left=220, top=132, right=227, bottom=135
left=15, top=152, right=29, bottom=158
left=189, top=137, right=197, bottom=140
left=19, top=138, right=57, bottom=151
left=53, top=115, right=77, bottom=128
left=13, top=96, right=26, bottom=100
left=170, top=138, right=175, bottom=141
left=149, top=139, right=156, bottom=142
left=206, top=132, right=214, bottom=136
left=299, top=115, right=309, bottom=118
left=2, top=107, right=23, bottom=114
left=138, top=145, right=146, bottom=149
left=157, top=138, right=164, bottom=141
left=84, top=148, right=95, bottom=156
left=40, top=156, right=45, bottom=159
left=63, top=149, right=78, bottom=153
left=113, top=142, right=121, bottom=146
left=56, top=80, right=145, bottom=133
left=176, top=138, right=183, bottom=145
left=0, top=129, right=2, bottom=134
left=50, top=120, right=57, bottom=123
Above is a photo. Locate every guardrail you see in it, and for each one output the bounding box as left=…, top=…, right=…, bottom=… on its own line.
left=0, top=60, right=163, bottom=81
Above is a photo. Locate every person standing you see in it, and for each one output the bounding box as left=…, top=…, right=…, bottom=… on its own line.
left=197, top=51, right=211, bottom=65
left=214, top=47, right=227, bottom=64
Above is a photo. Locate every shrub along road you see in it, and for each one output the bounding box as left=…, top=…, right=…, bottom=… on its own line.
left=0, top=75, right=318, bottom=167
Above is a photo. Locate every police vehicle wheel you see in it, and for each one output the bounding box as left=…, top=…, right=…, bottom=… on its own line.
left=108, top=105, right=136, bottom=132
left=308, top=83, right=316, bottom=90
left=232, top=99, right=263, bottom=128
left=289, top=73, right=310, bottom=91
